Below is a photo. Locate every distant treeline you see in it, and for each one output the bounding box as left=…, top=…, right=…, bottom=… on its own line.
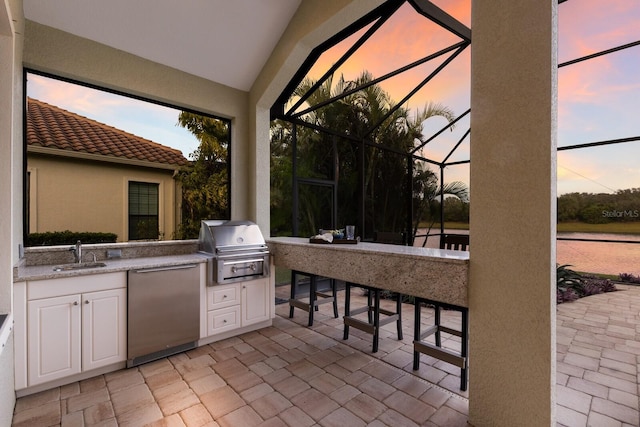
left=435, top=188, right=640, bottom=224
left=440, top=197, right=470, bottom=223
left=558, top=188, right=640, bottom=224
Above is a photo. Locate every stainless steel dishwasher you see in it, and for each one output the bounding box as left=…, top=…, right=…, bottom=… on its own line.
left=127, top=264, right=200, bottom=367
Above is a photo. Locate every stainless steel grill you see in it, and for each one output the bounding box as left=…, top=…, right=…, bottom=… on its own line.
left=198, top=220, right=270, bottom=286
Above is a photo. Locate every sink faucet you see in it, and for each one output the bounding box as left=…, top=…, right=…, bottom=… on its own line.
left=69, top=240, right=82, bottom=263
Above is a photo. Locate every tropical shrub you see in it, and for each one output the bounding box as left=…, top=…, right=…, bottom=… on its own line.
left=27, top=231, right=117, bottom=246
left=619, top=273, right=640, bottom=284
left=557, top=264, right=617, bottom=304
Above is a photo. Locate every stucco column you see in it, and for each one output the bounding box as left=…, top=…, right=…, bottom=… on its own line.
left=249, top=104, right=272, bottom=233
left=469, top=1, right=557, bottom=425
left=1, top=0, right=21, bottom=424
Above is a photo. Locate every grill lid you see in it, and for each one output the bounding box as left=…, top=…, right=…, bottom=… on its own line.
left=199, top=220, right=268, bottom=255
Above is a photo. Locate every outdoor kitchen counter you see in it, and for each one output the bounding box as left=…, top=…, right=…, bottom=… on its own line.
left=267, top=237, right=469, bottom=307
left=13, top=253, right=207, bottom=282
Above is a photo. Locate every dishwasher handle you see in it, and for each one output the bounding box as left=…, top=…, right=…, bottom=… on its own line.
left=133, top=264, right=198, bottom=274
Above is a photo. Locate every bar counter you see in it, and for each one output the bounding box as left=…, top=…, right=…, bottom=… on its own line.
left=266, top=237, right=469, bottom=307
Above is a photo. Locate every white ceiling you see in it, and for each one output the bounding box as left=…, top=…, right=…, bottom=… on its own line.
left=23, top=0, right=302, bottom=91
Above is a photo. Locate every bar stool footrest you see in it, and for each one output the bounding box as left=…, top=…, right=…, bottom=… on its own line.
left=344, top=311, right=399, bottom=332
left=418, top=325, right=438, bottom=341
left=343, top=316, right=376, bottom=334
left=438, top=325, right=462, bottom=338
left=315, top=291, right=334, bottom=300
left=289, top=271, right=339, bottom=326
left=413, top=340, right=466, bottom=368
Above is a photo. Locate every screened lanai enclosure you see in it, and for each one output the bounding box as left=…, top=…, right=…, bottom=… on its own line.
left=270, top=0, right=471, bottom=244
left=269, top=0, right=640, bottom=249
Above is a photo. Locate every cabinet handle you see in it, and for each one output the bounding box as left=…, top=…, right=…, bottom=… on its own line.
left=134, top=264, right=197, bottom=273
left=73, top=301, right=78, bottom=306
left=223, top=295, right=227, bottom=298
left=85, top=300, right=89, bottom=304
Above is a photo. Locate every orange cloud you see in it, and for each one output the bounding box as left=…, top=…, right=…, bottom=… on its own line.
left=307, top=1, right=471, bottom=117
left=431, top=0, right=470, bottom=27
left=559, top=0, right=640, bottom=62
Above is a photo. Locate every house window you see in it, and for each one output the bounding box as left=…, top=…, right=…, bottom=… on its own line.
left=129, top=181, right=159, bottom=240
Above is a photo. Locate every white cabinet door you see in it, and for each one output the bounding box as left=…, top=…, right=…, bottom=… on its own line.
left=242, top=278, right=270, bottom=326
left=82, top=288, right=127, bottom=371
left=28, top=294, right=81, bottom=385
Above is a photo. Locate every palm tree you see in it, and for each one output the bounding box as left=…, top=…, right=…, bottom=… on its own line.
left=271, top=71, right=466, bottom=240
left=174, top=112, right=230, bottom=239
left=411, top=163, right=468, bottom=246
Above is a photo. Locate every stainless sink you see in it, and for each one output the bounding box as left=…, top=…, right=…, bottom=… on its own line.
left=52, top=262, right=107, bottom=271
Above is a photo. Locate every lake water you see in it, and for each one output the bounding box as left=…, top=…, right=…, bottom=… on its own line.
left=415, top=230, right=640, bottom=276
left=556, top=232, right=640, bottom=276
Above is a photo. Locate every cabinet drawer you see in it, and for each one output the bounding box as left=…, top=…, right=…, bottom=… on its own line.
left=207, top=306, right=241, bottom=335
left=207, top=284, right=240, bottom=310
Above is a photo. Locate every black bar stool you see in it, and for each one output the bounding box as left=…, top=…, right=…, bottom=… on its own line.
left=343, top=283, right=403, bottom=353
left=413, top=299, right=468, bottom=390
left=342, top=231, right=406, bottom=352
left=289, top=270, right=338, bottom=326
left=413, top=233, right=469, bottom=391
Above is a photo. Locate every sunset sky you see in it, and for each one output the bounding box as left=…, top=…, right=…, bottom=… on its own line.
left=27, top=0, right=640, bottom=196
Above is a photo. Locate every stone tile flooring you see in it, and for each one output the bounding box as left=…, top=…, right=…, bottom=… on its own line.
left=556, top=284, right=640, bottom=427
left=12, top=284, right=640, bottom=426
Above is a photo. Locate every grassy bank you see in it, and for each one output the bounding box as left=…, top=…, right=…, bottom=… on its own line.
left=419, top=222, right=469, bottom=230
left=423, top=222, right=640, bottom=235
left=557, top=222, right=640, bottom=235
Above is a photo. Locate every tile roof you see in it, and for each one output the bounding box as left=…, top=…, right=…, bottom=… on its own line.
left=26, top=97, right=188, bottom=167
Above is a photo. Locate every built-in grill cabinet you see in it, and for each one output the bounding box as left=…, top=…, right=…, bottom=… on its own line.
left=198, top=220, right=270, bottom=286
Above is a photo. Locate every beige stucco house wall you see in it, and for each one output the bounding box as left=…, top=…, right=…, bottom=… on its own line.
left=1, top=1, right=557, bottom=425
left=27, top=153, right=180, bottom=242
left=25, top=97, right=187, bottom=242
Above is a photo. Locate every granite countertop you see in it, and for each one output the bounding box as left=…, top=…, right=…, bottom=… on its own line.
left=267, top=236, right=469, bottom=306
left=14, top=253, right=208, bottom=282
left=267, top=236, right=469, bottom=262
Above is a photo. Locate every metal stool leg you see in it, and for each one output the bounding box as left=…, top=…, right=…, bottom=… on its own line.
left=372, top=289, right=380, bottom=353
left=331, top=279, right=338, bottom=318
left=308, top=275, right=317, bottom=326
left=434, top=303, right=442, bottom=347
left=460, top=308, right=469, bottom=391
left=396, top=293, right=403, bottom=340
left=289, top=271, right=296, bottom=318
left=413, top=298, right=421, bottom=370
left=343, top=282, right=351, bottom=340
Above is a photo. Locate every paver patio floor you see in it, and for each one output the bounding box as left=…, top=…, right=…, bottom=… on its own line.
left=11, top=284, right=640, bottom=426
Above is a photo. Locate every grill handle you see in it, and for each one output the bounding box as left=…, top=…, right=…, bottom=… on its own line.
left=232, top=263, right=257, bottom=273
left=222, top=258, right=265, bottom=266
left=216, top=246, right=268, bottom=254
